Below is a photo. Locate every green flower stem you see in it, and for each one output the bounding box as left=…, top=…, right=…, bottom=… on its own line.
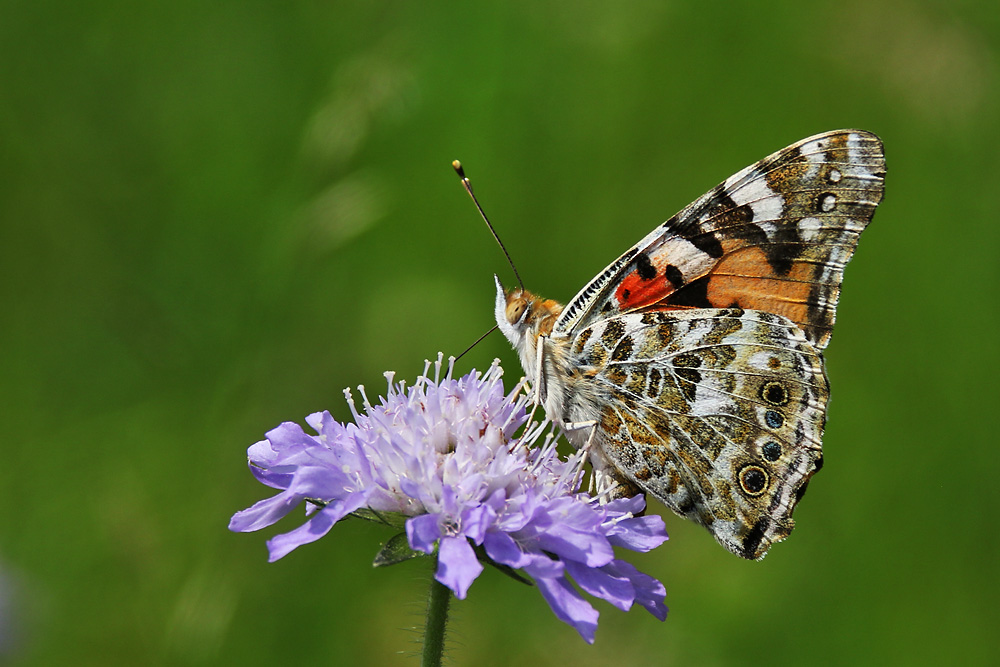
left=421, top=561, right=451, bottom=667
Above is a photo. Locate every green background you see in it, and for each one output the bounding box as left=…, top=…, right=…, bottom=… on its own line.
left=2, top=1, right=997, bottom=665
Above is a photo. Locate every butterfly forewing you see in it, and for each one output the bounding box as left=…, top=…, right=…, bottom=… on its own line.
left=554, top=130, right=885, bottom=350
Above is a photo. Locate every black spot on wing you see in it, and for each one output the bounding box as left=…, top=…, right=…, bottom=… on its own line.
left=762, top=441, right=782, bottom=461
left=664, top=275, right=712, bottom=308
left=689, top=230, right=724, bottom=259
left=664, top=264, right=684, bottom=289
left=672, top=353, right=702, bottom=402
left=740, top=516, right=769, bottom=559
left=764, top=224, right=801, bottom=276
left=611, top=335, right=634, bottom=362
left=601, top=320, right=626, bottom=347
left=635, top=253, right=657, bottom=280
left=728, top=218, right=768, bottom=245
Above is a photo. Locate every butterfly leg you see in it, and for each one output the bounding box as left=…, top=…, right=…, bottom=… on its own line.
left=559, top=419, right=642, bottom=506
left=521, top=332, right=549, bottom=437
left=601, top=471, right=643, bottom=503
left=583, top=438, right=644, bottom=504
left=558, top=419, right=600, bottom=494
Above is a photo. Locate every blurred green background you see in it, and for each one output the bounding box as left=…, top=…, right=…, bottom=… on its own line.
left=2, top=1, right=998, bottom=664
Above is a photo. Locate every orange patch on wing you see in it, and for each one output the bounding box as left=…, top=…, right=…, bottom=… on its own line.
left=705, top=246, right=815, bottom=325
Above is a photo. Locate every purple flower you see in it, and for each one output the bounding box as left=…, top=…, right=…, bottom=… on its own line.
left=229, top=356, right=668, bottom=642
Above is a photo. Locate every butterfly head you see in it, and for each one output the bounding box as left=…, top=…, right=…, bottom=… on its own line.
left=494, top=276, right=563, bottom=376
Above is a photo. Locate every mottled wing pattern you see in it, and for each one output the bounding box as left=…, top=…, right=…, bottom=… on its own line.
left=554, top=130, right=885, bottom=350
left=566, top=307, right=829, bottom=559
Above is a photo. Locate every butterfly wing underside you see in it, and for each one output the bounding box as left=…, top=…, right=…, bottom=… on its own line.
left=565, top=308, right=828, bottom=559
left=553, top=130, right=885, bottom=351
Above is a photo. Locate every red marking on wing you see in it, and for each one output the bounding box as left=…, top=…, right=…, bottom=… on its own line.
left=613, top=252, right=679, bottom=310
left=615, top=271, right=672, bottom=309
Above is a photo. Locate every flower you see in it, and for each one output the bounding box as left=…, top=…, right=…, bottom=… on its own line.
left=229, top=355, right=668, bottom=642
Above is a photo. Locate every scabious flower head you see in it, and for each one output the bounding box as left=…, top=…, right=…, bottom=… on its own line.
left=229, top=355, right=668, bottom=642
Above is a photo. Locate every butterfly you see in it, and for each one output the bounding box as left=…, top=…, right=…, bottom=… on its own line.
left=494, top=130, right=885, bottom=559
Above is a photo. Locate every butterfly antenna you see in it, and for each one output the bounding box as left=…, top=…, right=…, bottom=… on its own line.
left=454, top=324, right=499, bottom=363
left=452, top=160, right=525, bottom=292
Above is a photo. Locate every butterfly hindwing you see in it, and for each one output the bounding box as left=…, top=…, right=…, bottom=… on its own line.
left=565, top=308, right=829, bottom=559
left=554, top=130, right=885, bottom=350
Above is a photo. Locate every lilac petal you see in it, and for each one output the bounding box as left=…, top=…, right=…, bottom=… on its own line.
left=606, top=514, right=669, bottom=552
left=246, top=438, right=289, bottom=471
left=229, top=491, right=301, bottom=533
left=483, top=531, right=530, bottom=569
left=480, top=488, right=509, bottom=516
left=304, top=410, right=335, bottom=433
left=248, top=462, right=295, bottom=491
left=406, top=513, right=442, bottom=553
left=264, top=422, right=323, bottom=455
left=398, top=476, right=436, bottom=508
left=436, top=536, right=483, bottom=599
left=536, top=525, right=614, bottom=568
left=564, top=558, right=635, bottom=611
left=265, top=491, right=370, bottom=561
left=459, top=503, right=495, bottom=545
left=545, top=497, right=604, bottom=531
left=440, top=485, right=461, bottom=516
left=233, top=459, right=360, bottom=532
left=534, top=575, right=599, bottom=643
left=520, top=553, right=564, bottom=579
left=605, top=494, right=646, bottom=515
left=602, top=559, right=668, bottom=621
left=285, top=465, right=356, bottom=499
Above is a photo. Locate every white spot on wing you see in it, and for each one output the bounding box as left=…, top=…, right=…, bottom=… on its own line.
left=800, top=137, right=827, bottom=178
left=724, top=169, right=785, bottom=227
left=798, top=217, right=822, bottom=242
left=844, top=217, right=866, bottom=233
left=847, top=132, right=877, bottom=180
left=659, top=236, right=715, bottom=278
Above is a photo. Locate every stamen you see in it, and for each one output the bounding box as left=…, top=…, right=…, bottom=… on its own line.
left=343, top=387, right=361, bottom=420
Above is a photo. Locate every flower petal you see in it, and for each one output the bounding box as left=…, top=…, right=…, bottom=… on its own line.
left=606, top=514, right=669, bottom=552
left=605, top=494, right=646, bottom=515
left=483, top=531, right=530, bottom=569
left=265, top=490, right=370, bottom=561
left=564, top=558, right=635, bottom=611
left=459, top=503, right=495, bottom=545
left=435, top=536, right=483, bottom=599
left=228, top=491, right=301, bottom=533
left=602, top=559, right=668, bottom=621
left=536, top=525, right=614, bottom=568
left=534, top=575, right=599, bottom=643
left=406, top=513, right=442, bottom=554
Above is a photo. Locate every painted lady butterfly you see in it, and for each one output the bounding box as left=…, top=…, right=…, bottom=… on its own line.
left=494, top=130, right=885, bottom=559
